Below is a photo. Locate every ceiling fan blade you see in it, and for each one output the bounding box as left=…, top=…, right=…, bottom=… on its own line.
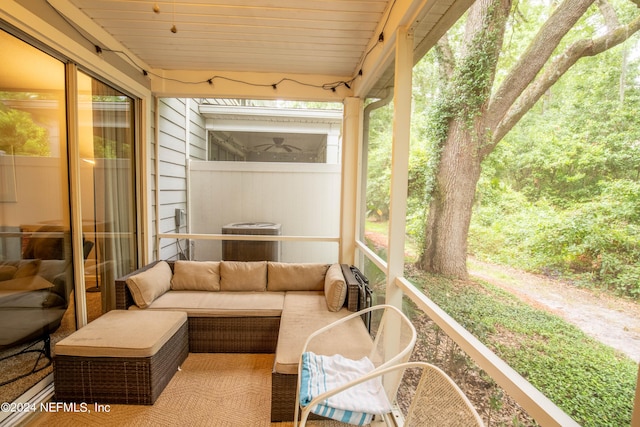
left=284, top=146, right=292, bottom=152
left=285, top=145, right=302, bottom=151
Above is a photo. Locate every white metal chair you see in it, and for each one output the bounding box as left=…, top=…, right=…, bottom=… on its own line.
left=294, top=304, right=417, bottom=427
left=297, top=361, right=484, bottom=426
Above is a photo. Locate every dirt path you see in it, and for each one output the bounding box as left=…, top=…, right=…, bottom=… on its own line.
left=468, top=257, right=640, bottom=362
left=363, top=230, right=640, bottom=362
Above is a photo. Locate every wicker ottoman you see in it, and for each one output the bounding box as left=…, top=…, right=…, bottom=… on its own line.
left=53, top=310, right=188, bottom=405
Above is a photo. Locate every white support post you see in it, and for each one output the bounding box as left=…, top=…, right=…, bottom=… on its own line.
left=340, top=97, right=364, bottom=265
left=386, top=26, right=414, bottom=308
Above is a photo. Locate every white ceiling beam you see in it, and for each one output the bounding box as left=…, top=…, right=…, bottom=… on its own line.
left=353, top=0, right=431, bottom=98
left=149, top=69, right=353, bottom=101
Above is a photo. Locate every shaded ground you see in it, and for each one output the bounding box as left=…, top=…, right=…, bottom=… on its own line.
left=468, top=257, right=640, bottom=362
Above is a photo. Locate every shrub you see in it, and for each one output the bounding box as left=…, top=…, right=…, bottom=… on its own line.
left=470, top=179, right=640, bottom=298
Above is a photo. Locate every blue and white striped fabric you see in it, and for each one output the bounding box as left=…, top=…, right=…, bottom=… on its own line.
left=299, top=352, right=392, bottom=426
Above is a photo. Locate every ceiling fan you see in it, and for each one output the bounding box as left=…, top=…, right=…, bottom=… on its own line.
left=254, top=137, right=302, bottom=153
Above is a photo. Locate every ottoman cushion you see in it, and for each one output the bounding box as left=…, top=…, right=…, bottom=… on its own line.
left=55, top=310, right=186, bottom=358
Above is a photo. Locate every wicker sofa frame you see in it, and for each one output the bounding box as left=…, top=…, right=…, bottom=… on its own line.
left=115, top=261, right=282, bottom=353
left=114, top=260, right=371, bottom=420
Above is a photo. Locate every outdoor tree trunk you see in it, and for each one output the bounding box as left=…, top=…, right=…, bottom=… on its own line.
left=417, top=0, right=640, bottom=278
left=420, top=121, right=482, bottom=278
left=416, top=0, right=509, bottom=277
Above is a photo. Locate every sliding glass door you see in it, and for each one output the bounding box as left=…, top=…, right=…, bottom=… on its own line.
left=0, top=29, right=138, bottom=405
left=0, top=28, right=72, bottom=402
left=77, top=72, right=137, bottom=316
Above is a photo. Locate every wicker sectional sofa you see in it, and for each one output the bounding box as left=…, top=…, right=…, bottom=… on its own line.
left=114, top=260, right=373, bottom=421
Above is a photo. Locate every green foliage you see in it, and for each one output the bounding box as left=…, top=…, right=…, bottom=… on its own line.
left=0, top=106, right=50, bottom=156
left=93, top=135, right=131, bottom=159
left=410, top=271, right=637, bottom=427
left=469, top=25, right=640, bottom=297
left=365, top=103, right=393, bottom=220
left=470, top=178, right=640, bottom=296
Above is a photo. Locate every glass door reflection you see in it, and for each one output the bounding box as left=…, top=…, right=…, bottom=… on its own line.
left=77, top=72, right=137, bottom=318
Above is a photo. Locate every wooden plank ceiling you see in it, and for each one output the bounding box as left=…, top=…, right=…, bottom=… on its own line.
left=63, top=0, right=476, bottom=99
left=67, top=0, right=390, bottom=76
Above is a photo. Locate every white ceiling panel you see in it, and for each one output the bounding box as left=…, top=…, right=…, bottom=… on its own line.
left=68, top=0, right=390, bottom=76
left=58, top=0, right=475, bottom=98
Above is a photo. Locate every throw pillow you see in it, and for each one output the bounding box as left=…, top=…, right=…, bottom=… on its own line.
left=0, top=264, right=17, bottom=281
left=126, top=261, right=172, bottom=308
left=220, top=261, right=267, bottom=291
left=324, top=263, right=347, bottom=312
left=14, top=260, right=41, bottom=278
left=171, top=261, right=220, bottom=291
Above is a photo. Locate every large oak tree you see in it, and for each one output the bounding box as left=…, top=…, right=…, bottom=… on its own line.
left=417, top=0, right=640, bottom=278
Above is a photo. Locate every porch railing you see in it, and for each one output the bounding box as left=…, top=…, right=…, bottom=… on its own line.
left=355, top=238, right=579, bottom=426
left=397, top=277, right=579, bottom=426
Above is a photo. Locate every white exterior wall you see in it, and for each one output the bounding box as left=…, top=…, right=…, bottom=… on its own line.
left=189, top=161, right=340, bottom=263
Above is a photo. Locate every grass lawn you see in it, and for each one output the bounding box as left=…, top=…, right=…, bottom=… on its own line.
left=404, top=268, right=637, bottom=427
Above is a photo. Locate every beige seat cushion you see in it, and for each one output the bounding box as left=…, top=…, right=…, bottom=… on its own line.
left=220, top=261, right=267, bottom=291
left=138, top=291, right=285, bottom=317
left=55, top=310, right=186, bottom=358
left=171, top=260, right=220, bottom=291
left=274, top=292, right=372, bottom=375
left=267, top=262, right=328, bottom=292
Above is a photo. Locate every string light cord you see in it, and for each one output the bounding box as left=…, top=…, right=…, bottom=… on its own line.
left=352, top=0, right=397, bottom=79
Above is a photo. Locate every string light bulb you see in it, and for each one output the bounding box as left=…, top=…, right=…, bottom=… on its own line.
left=170, top=0, right=177, bottom=34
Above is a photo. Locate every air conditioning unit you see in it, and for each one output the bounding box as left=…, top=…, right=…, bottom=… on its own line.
left=222, top=222, right=281, bottom=261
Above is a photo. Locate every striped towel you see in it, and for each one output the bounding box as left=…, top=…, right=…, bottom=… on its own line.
left=299, top=352, right=392, bottom=426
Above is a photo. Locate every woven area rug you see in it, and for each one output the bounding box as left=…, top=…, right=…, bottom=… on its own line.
left=30, top=353, right=274, bottom=426
left=28, top=352, right=370, bottom=427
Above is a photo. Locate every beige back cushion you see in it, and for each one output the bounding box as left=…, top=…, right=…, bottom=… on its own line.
left=171, top=261, right=221, bottom=291
left=126, top=261, right=172, bottom=308
left=267, top=262, right=329, bottom=291
left=220, top=261, right=267, bottom=291
left=324, top=263, right=347, bottom=311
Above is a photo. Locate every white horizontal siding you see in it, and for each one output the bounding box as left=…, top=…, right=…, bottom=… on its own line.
left=157, top=98, right=188, bottom=260
left=188, top=99, right=207, bottom=161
